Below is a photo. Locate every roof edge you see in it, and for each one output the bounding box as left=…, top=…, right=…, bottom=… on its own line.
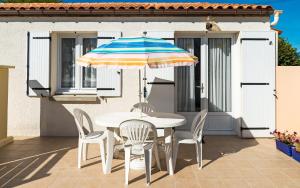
left=0, top=3, right=274, bottom=17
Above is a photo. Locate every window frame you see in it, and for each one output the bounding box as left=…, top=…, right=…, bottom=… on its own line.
left=57, top=33, right=97, bottom=94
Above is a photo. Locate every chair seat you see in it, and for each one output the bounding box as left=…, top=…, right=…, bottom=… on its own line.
left=174, top=130, right=196, bottom=144
left=85, top=131, right=105, bottom=139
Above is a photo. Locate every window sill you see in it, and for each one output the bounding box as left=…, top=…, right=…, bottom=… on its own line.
left=51, top=94, right=98, bottom=102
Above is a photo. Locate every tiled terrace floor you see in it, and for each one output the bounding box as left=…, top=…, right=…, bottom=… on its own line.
left=1, top=136, right=300, bottom=188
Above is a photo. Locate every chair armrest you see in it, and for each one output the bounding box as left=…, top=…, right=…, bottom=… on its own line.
left=143, top=143, right=154, bottom=150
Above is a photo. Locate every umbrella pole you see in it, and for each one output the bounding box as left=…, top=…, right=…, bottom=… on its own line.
left=138, top=69, right=142, bottom=104
left=143, top=65, right=147, bottom=102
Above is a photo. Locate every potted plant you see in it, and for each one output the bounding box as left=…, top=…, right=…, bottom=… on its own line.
left=271, top=130, right=296, bottom=156
left=292, top=138, right=300, bottom=162
left=294, top=138, right=300, bottom=152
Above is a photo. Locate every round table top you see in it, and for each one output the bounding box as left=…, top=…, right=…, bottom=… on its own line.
left=94, top=112, right=186, bottom=128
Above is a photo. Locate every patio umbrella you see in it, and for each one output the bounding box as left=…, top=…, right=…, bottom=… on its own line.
left=76, top=37, right=197, bottom=102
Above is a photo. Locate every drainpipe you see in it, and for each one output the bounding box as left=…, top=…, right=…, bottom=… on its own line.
left=271, top=10, right=283, bottom=26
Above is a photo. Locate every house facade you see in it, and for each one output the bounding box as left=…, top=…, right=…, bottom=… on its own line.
left=0, top=3, right=277, bottom=137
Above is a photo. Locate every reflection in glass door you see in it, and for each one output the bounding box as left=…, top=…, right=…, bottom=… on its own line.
left=176, top=38, right=202, bottom=112
left=82, top=38, right=97, bottom=88
left=61, top=38, right=76, bottom=88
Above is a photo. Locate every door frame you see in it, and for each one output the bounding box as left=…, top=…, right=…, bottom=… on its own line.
left=174, top=32, right=237, bottom=134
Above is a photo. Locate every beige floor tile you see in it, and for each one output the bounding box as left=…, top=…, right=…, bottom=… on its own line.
left=244, top=178, right=275, bottom=188
left=175, top=178, right=200, bottom=188
left=258, top=168, right=289, bottom=178
left=214, top=168, right=243, bottom=178
left=290, top=178, right=300, bottom=187
left=48, top=177, right=80, bottom=188
left=220, top=178, right=250, bottom=188
left=238, top=168, right=261, bottom=178
left=267, top=177, right=300, bottom=188
left=282, top=168, right=300, bottom=178
left=73, top=177, right=105, bottom=188
left=1, top=136, right=299, bottom=188
left=198, top=178, right=222, bottom=188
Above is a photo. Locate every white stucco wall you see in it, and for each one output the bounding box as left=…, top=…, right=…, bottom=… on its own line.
left=0, top=16, right=271, bottom=136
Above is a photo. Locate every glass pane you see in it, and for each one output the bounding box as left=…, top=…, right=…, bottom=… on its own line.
left=208, top=38, right=232, bottom=112
left=194, top=38, right=201, bottom=111
left=61, top=38, right=76, bottom=88
left=82, top=38, right=97, bottom=88
left=176, top=38, right=201, bottom=112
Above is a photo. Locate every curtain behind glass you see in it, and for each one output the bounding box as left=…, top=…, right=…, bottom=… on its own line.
left=176, top=38, right=196, bottom=112
left=82, top=38, right=97, bottom=88
left=208, top=38, right=231, bottom=112
left=61, top=38, right=75, bottom=88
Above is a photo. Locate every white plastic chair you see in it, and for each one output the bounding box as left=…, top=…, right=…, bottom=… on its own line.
left=173, top=109, right=208, bottom=170
left=73, top=109, right=107, bottom=173
left=130, top=102, right=156, bottom=113
left=131, top=102, right=165, bottom=139
left=119, top=119, right=161, bottom=185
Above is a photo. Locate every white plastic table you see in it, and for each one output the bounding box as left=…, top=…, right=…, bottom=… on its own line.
left=94, top=112, right=186, bottom=175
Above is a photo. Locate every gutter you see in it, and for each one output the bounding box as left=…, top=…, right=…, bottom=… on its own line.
left=271, top=10, right=283, bottom=26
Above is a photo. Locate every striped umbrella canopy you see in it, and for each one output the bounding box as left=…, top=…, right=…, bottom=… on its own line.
left=76, top=37, right=197, bottom=68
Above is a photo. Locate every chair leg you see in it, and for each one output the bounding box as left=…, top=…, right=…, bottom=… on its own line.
left=200, top=141, right=203, bottom=169
left=82, top=143, right=86, bottom=161
left=154, top=143, right=161, bottom=171
left=173, top=141, right=179, bottom=171
left=144, top=147, right=152, bottom=186
left=78, top=140, right=83, bottom=169
left=196, top=141, right=202, bottom=169
left=84, top=144, right=89, bottom=161
left=100, top=140, right=106, bottom=174
left=124, top=146, right=131, bottom=185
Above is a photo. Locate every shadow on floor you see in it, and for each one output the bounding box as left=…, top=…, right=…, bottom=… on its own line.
left=0, top=136, right=259, bottom=187
left=0, top=137, right=78, bottom=187
left=173, top=136, right=259, bottom=173
left=111, top=135, right=259, bottom=184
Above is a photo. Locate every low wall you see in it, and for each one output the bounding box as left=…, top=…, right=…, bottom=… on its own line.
left=0, top=68, right=8, bottom=141
left=0, top=66, right=14, bottom=147
left=276, top=66, right=300, bottom=134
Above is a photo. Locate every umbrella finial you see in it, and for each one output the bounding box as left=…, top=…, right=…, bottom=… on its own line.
left=143, top=31, right=147, bottom=37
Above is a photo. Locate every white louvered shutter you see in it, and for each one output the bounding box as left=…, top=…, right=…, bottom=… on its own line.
left=145, top=31, right=175, bottom=112
left=240, top=31, right=276, bottom=138
left=96, top=31, right=122, bottom=97
left=27, top=32, right=51, bottom=97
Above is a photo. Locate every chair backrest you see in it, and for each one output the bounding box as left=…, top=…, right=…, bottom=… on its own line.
left=190, top=109, right=208, bottom=141
left=130, top=102, right=156, bottom=113
left=119, top=119, right=157, bottom=146
left=73, top=108, right=94, bottom=139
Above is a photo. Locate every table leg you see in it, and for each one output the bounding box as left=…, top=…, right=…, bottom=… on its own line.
left=105, top=128, right=115, bottom=174
left=164, top=128, right=174, bottom=175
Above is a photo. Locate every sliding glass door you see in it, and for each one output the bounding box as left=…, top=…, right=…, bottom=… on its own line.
left=175, top=35, right=233, bottom=133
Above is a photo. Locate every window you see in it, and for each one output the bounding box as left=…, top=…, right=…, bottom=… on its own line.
left=176, top=38, right=201, bottom=112
left=58, top=34, right=97, bottom=93
left=208, top=38, right=232, bottom=112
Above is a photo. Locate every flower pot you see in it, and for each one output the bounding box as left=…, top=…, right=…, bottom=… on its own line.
left=292, top=147, right=300, bottom=162
left=275, top=140, right=293, bottom=156
left=294, top=143, right=300, bottom=152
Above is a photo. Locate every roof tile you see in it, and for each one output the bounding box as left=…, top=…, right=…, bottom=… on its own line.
left=0, top=3, right=274, bottom=16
